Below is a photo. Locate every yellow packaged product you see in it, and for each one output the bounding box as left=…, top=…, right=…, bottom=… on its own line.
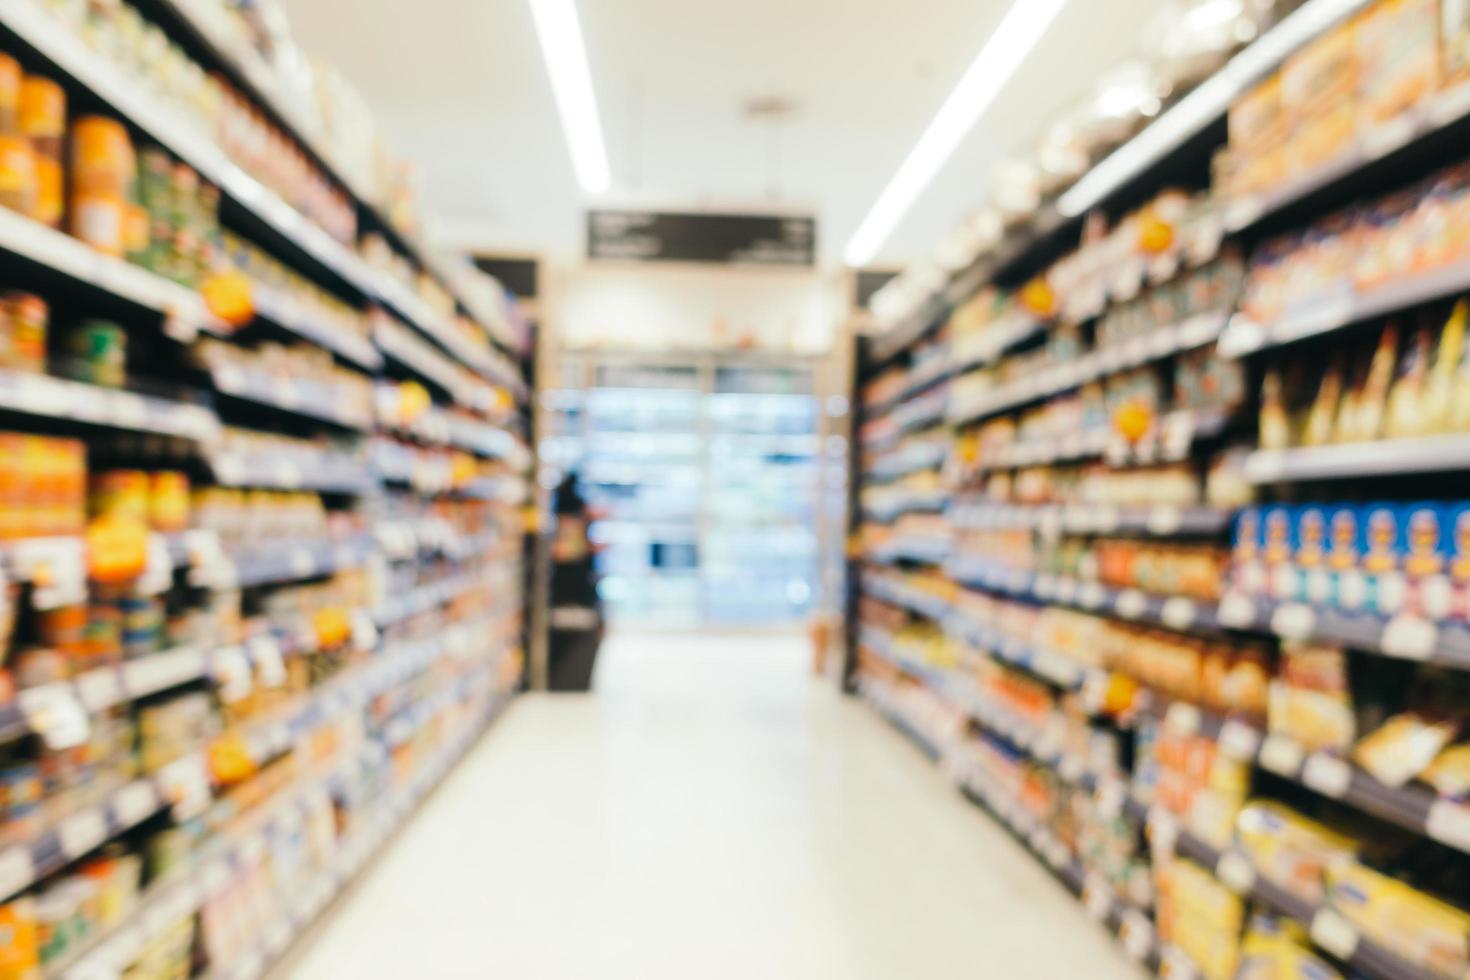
left=1353, top=711, right=1458, bottom=787
left=1447, top=0, right=1470, bottom=87
left=1269, top=642, right=1356, bottom=754
left=1235, top=801, right=1361, bottom=904
left=1326, top=861, right=1470, bottom=978
left=1237, top=912, right=1342, bottom=980
left=1422, top=743, right=1470, bottom=797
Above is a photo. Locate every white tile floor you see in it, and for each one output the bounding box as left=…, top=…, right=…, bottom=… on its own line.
left=279, top=630, right=1141, bottom=979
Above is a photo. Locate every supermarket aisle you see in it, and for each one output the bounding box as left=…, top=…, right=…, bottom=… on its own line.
left=280, top=631, right=1140, bottom=980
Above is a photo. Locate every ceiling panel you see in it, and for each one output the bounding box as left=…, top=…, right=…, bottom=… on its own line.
left=284, top=0, right=1168, bottom=267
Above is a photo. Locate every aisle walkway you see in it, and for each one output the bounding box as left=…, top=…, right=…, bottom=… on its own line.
left=281, top=631, right=1141, bottom=979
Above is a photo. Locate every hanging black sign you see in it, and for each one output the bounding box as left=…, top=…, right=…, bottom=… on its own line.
left=587, top=210, right=815, bottom=266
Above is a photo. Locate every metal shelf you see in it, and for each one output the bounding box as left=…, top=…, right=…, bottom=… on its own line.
left=0, top=369, right=218, bottom=441
left=1245, top=433, right=1470, bottom=483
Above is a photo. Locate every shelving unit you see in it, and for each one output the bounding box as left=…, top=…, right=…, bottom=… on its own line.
left=851, top=2, right=1470, bottom=978
left=0, top=0, right=532, bottom=976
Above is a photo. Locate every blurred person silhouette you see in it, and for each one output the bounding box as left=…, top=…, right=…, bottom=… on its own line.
left=547, top=470, right=602, bottom=690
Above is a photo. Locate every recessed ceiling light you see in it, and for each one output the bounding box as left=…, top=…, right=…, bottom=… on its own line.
left=843, top=0, right=1073, bottom=268
left=528, top=0, right=611, bottom=194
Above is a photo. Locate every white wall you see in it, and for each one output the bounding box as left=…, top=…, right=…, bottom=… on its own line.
left=547, top=262, right=845, bottom=354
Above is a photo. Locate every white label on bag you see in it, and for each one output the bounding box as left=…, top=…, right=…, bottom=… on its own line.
left=74, top=667, right=124, bottom=711
left=213, top=646, right=253, bottom=703
left=1426, top=800, right=1470, bottom=852
left=1302, top=754, right=1352, bottom=798
left=1121, top=909, right=1153, bottom=962
left=249, top=636, right=287, bottom=688
left=1270, top=603, right=1316, bottom=640
left=1259, top=734, right=1305, bottom=776
left=289, top=548, right=316, bottom=578
left=1148, top=809, right=1181, bottom=857
left=1082, top=875, right=1113, bottom=921
left=1079, top=582, right=1106, bottom=610
left=18, top=684, right=89, bottom=750
left=1218, top=720, right=1262, bottom=761
left=1161, top=597, right=1196, bottom=630
left=1217, top=592, right=1256, bottom=628
left=59, top=809, right=107, bottom=858
left=1310, top=908, right=1359, bottom=960
left=0, top=847, right=33, bottom=898
left=1116, top=589, right=1147, bottom=620
left=1216, top=850, right=1257, bottom=895
left=1096, top=780, right=1125, bottom=819
left=1165, top=702, right=1202, bottom=736
left=1381, top=615, right=1437, bottom=661
left=112, top=781, right=160, bottom=827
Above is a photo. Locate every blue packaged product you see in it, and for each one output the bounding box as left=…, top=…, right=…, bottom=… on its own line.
left=1360, top=502, right=1406, bottom=615
left=1262, top=505, right=1297, bottom=600
left=1296, top=504, right=1331, bottom=605
left=1232, top=507, right=1265, bottom=595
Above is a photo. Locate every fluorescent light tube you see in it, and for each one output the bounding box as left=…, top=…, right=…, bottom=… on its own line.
left=529, top=0, right=611, bottom=194
left=1057, top=0, right=1368, bottom=217
left=843, top=0, right=1072, bottom=268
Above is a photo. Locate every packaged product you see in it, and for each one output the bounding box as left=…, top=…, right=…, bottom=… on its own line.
left=1355, top=711, right=1459, bottom=787
left=1356, top=0, right=1441, bottom=128
left=0, top=292, right=47, bottom=374
left=1385, top=324, right=1435, bottom=439
left=0, top=134, right=37, bottom=218
left=17, top=76, right=62, bottom=228
left=1237, top=913, right=1342, bottom=980
left=1423, top=301, right=1467, bottom=433
left=1403, top=502, right=1453, bottom=617
left=0, top=54, right=20, bottom=136
left=1446, top=0, right=1470, bottom=87
left=63, top=321, right=126, bottom=388
left=1447, top=502, right=1470, bottom=617
left=1326, top=861, right=1470, bottom=978
left=1270, top=642, right=1356, bottom=753
left=1327, top=504, right=1367, bottom=609
left=1302, top=355, right=1346, bottom=447
left=1235, top=801, right=1362, bottom=903
left=1361, top=502, right=1406, bottom=614
left=1282, top=19, right=1360, bottom=173
left=0, top=898, right=39, bottom=979
left=1296, top=505, right=1331, bottom=603
left=1353, top=323, right=1402, bottom=442
left=1156, top=856, right=1244, bottom=980
left=1422, top=743, right=1470, bottom=797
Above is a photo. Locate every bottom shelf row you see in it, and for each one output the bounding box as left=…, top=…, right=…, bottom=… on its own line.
left=857, top=661, right=1464, bottom=980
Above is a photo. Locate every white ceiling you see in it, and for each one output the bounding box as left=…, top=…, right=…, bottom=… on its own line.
left=284, top=0, right=1167, bottom=268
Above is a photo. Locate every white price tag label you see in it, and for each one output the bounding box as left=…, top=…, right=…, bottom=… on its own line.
left=1218, top=720, right=1262, bottom=761
left=58, top=809, right=108, bottom=858
left=1165, top=702, right=1202, bottom=736
left=1426, top=800, right=1470, bottom=852
left=1161, top=597, right=1196, bottom=630
left=112, top=781, right=160, bottom=827
left=249, top=636, right=288, bottom=689
left=1079, top=582, right=1106, bottom=610
left=1096, top=780, right=1125, bottom=820
left=1259, top=733, right=1305, bottom=776
left=213, top=646, right=253, bottom=703
left=1270, top=603, right=1316, bottom=640
left=1093, top=505, right=1121, bottom=534
left=1217, top=592, right=1256, bottom=628
left=1302, top=754, right=1352, bottom=798
left=289, top=548, right=316, bottom=579
left=157, top=755, right=211, bottom=820
left=1148, top=506, right=1182, bottom=536
left=1082, top=875, right=1113, bottom=921
left=112, top=394, right=148, bottom=430
left=1310, top=908, right=1359, bottom=960
left=1116, top=589, right=1147, bottom=620
left=0, top=846, right=34, bottom=898
left=1216, top=849, right=1257, bottom=894
left=1120, top=909, right=1154, bottom=962
left=1381, top=615, right=1437, bottom=661
left=18, top=684, right=89, bottom=750
left=1161, top=946, right=1199, bottom=980
left=1148, top=809, right=1180, bottom=856
left=1054, top=577, right=1078, bottom=605
left=74, top=667, right=124, bottom=711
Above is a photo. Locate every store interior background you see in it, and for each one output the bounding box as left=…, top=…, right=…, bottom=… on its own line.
left=279, top=0, right=1171, bottom=678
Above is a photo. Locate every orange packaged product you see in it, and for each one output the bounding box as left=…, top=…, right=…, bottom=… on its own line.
left=1356, top=0, right=1441, bottom=129
left=0, top=434, right=18, bottom=540
left=0, top=55, right=19, bottom=136
left=0, top=134, right=36, bottom=217
left=90, top=470, right=149, bottom=526
left=19, top=76, right=64, bottom=228
left=147, top=471, right=189, bottom=532
left=2, top=292, right=47, bottom=375
left=1282, top=20, right=1360, bottom=174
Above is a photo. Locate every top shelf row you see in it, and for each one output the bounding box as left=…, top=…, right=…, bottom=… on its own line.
left=0, top=0, right=527, bottom=392
left=865, top=0, right=1469, bottom=372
